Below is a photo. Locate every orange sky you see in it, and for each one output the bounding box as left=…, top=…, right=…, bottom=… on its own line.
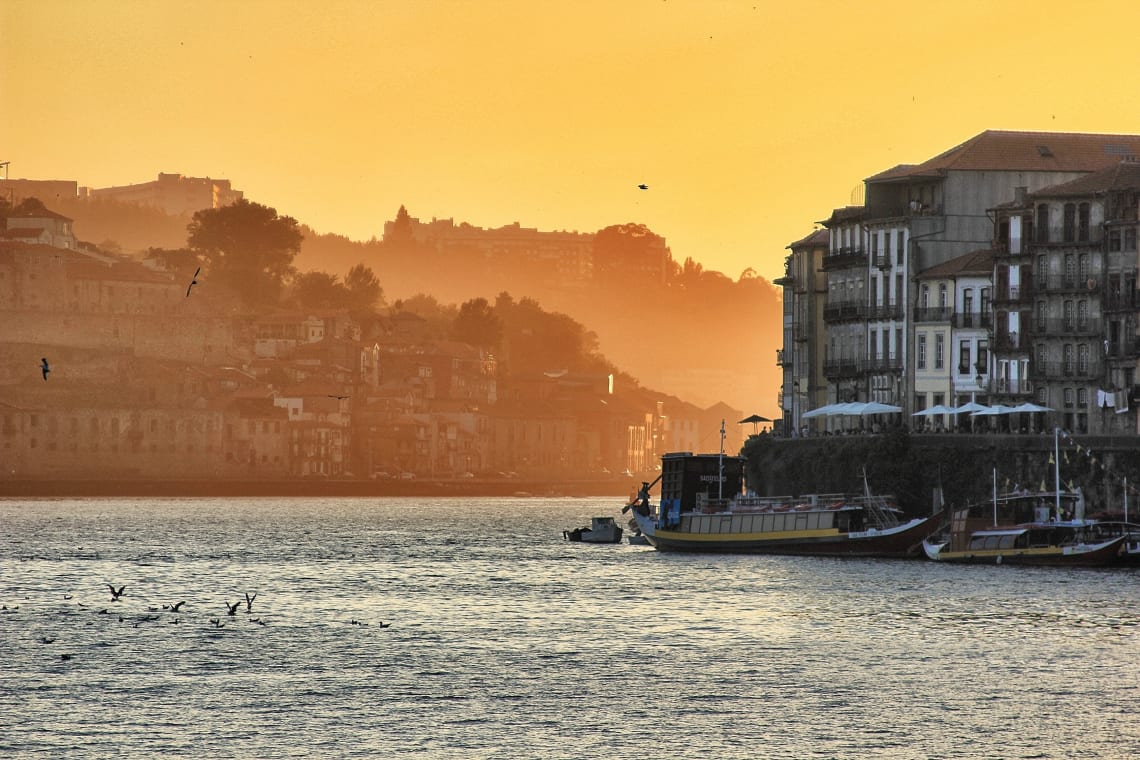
left=5, top=0, right=1140, bottom=282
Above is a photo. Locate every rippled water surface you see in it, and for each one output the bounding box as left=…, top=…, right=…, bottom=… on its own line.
left=3, top=496, right=1140, bottom=759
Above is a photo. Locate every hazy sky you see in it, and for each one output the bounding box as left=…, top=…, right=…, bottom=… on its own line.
left=5, top=0, right=1140, bottom=281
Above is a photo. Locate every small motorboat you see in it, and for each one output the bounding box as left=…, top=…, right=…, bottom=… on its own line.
left=563, top=516, right=623, bottom=544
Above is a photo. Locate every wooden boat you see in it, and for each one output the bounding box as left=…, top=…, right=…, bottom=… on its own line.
left=624, top=427, right=937, bottom=557
left=923, top=428, right=1129, bottom=567
left=562, top=516, right=623, bottom=544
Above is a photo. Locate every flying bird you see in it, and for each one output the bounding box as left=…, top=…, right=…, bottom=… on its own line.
left=328, top=395, right=349, bottom=400
left=225, top=601, right=240, bottom=617
left=41, top=357, right=50, bottom=381
left=637, top=184, right=649, bottom=190
left=170, top=601, right=186, bottom=612
left=107, top=584, right=125, bottom=602
left=186, top=267, right=201, bottom=297
left=244, top=592, right=256, bottom=612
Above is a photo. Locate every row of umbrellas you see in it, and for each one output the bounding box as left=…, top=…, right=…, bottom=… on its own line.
left=913, top=401, right=1053, bottom=417
left=797, top=401, right=1055, bottom=419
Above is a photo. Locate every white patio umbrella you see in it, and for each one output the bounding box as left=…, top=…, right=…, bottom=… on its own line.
left=851, top=402, right=903, bottom=415
left=913, top=404, right=955, bottom=417
left=1010, top=402, right=1054, bottom=413
left=971, top=404, right=1016, bottom=416
left=953, top=401, right=990, bottom=414
left=801, top=404, right=839, bottom=419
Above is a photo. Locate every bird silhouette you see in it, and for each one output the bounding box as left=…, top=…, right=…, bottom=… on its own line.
left=637, top=184, right=649, bottom=190
left=107, top=584, right=125, bottom=602
left=170, top=601, right=186, bottom=612
left=244, top=592, right=256, bottom=612
left=210, top=618, right=225, bottom=628
left=40, top=636, right=55, bottom=644
left=186, top=266, right=201, bottom=297
left=225, top=601, right=240, bottom=617
left=327, top=394, right=349, bottom=400
left=41, top=357, right=50, bottom=381
left=378, top=621, right=391, bottom=628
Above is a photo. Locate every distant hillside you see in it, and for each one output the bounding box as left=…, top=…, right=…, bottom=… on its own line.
left=34, top=195, right=783, bottom=417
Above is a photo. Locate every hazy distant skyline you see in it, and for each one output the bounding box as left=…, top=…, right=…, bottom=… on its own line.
left=5, top=0, right=1140, bottom=281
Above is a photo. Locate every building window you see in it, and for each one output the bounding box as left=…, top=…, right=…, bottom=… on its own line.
left=1063, top=203, right=1076, bottom=242
left=935, top=333, right=945, bottom=369
left=1036, top=301, right=1047, bottom=331
left=1109, top=229, right=1122, bottom=252
left=1063, top=300, right=1074, bottom=330
left=938, top=284, right=948, bottom=308
left=1078, top=344, right=1090, bottom=374
left=1126, top=227, right=1137, bottom=252
left=1036, top=204, right=1050, bottom=243
left=963, top=289, right=973, bottom=316
left=1077, top=387, right=1088, bottom=408
left=1077, top=300, right=1089, bottom=330
left=1036, top=343, right=1048, bottom=369
left=1079, top=254, right=1090, bottom=281
left=1064, top=254, right=1076, bottom=286
left=1036, top=255, right=1048, bottom=288
left=917, top=335, right=927, bottom=370
left=1063, top=388, right=1074, bottom=408
left=896, top=231, right=905, bottom=265
left=959, top=341, right=971, bottom=374
left=1078, top=203, right=1090, bottom=241
left=921, top=284, right=929, bottom=309
left=1063, top=344, right=1074, bottom=375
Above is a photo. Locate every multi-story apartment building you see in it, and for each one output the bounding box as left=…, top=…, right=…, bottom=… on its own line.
left=776, top=228, right=827, bottom=434
left=819, top=207, right=868, bottom=410
left=991, top=161, right=1140, bottom=434
left=783, top=130, right=1140, bottom=424
left=912, top=249, right=993, bottom=429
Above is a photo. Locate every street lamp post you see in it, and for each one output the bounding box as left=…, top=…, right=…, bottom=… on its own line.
left=792, top=381, right=800, bottom=437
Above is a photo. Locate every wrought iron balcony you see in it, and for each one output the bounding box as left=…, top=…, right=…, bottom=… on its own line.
left=914, top=306, right=953, bottom=323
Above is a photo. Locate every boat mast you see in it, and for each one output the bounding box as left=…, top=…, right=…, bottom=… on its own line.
left=992, top=466, right=997, bottom=526
left=718, top=418, right=725, bottom=501
left=1053, top=426, right=1061, bottom=521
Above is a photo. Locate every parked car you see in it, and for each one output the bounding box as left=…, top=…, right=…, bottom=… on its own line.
left=398, top=471, right=416, bottom=480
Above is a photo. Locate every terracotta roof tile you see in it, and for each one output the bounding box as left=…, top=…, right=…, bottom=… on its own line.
left=916, top=248, right=994, bottom=280
left=867, top=130, right=1140, bottom=182
left=1031, top=160, right=1140, bottom=197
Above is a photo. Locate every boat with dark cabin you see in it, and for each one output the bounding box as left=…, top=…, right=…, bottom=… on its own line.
left=625, top=441, right=937, bottom=558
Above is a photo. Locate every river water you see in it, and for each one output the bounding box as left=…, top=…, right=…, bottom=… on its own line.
left=2, top=496, right=1139, bottom=759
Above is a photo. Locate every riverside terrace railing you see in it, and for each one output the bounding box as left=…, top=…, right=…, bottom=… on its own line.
left=914, top=306, right=953, bottom=323
left=1036, top=275, right=1101, bottom=294
left=1033, top=318, right=1104, bottom=336
left=953, top=312, right=993, bottom=329
left=823, top=301, right=867, bottom=322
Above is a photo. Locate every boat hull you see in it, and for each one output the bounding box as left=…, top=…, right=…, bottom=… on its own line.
left=923, top=535, right=1126, bottom=566
left=635, top=513, right=936, bottom=558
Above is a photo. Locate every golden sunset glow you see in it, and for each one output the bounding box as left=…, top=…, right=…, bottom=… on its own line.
left=5, top=0, right=1140, bottom=284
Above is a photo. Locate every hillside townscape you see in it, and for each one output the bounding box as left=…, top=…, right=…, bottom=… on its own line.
left=0, top=175, right=768, bottom=487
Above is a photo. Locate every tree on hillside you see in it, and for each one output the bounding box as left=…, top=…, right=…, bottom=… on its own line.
left=452, top=297, right=502, bottom=349
left=391, top=294, right=457, bottom=339
left=144, top=247, right=200, bottom=276
left=344, top=263, right=384, bottom=315
left=592, top=222, right=670, bottom=285
left=291, top=271, right=346, bottom=310
left=187, top=199, right=302, bottom=305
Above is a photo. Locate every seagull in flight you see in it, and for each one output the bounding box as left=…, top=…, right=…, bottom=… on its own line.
left=41, top=357, right=50, bottom=381
left=637, top=184, right=649, bottom=190
left=186, top=266, right=201, bottom=297
left=328, top=394, right=349, bottom=401
left=244, top=592, right=256, bottom=612
left=225, top=600, right=240, bottom=617
left=107, top=584, right=125, bottom=602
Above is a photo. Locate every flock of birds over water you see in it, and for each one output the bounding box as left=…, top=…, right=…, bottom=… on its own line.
left=2, top=581, right=392, bottom=663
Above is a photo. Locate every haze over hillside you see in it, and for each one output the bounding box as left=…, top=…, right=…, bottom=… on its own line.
left=45, top=190, right=783, bottom=417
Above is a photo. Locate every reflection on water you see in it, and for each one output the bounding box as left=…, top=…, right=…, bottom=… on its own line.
left=3, top=497, right=1140, bottom=759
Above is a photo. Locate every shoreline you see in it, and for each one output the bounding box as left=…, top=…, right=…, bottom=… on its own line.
left=0, top=478, right=635, bottom=499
